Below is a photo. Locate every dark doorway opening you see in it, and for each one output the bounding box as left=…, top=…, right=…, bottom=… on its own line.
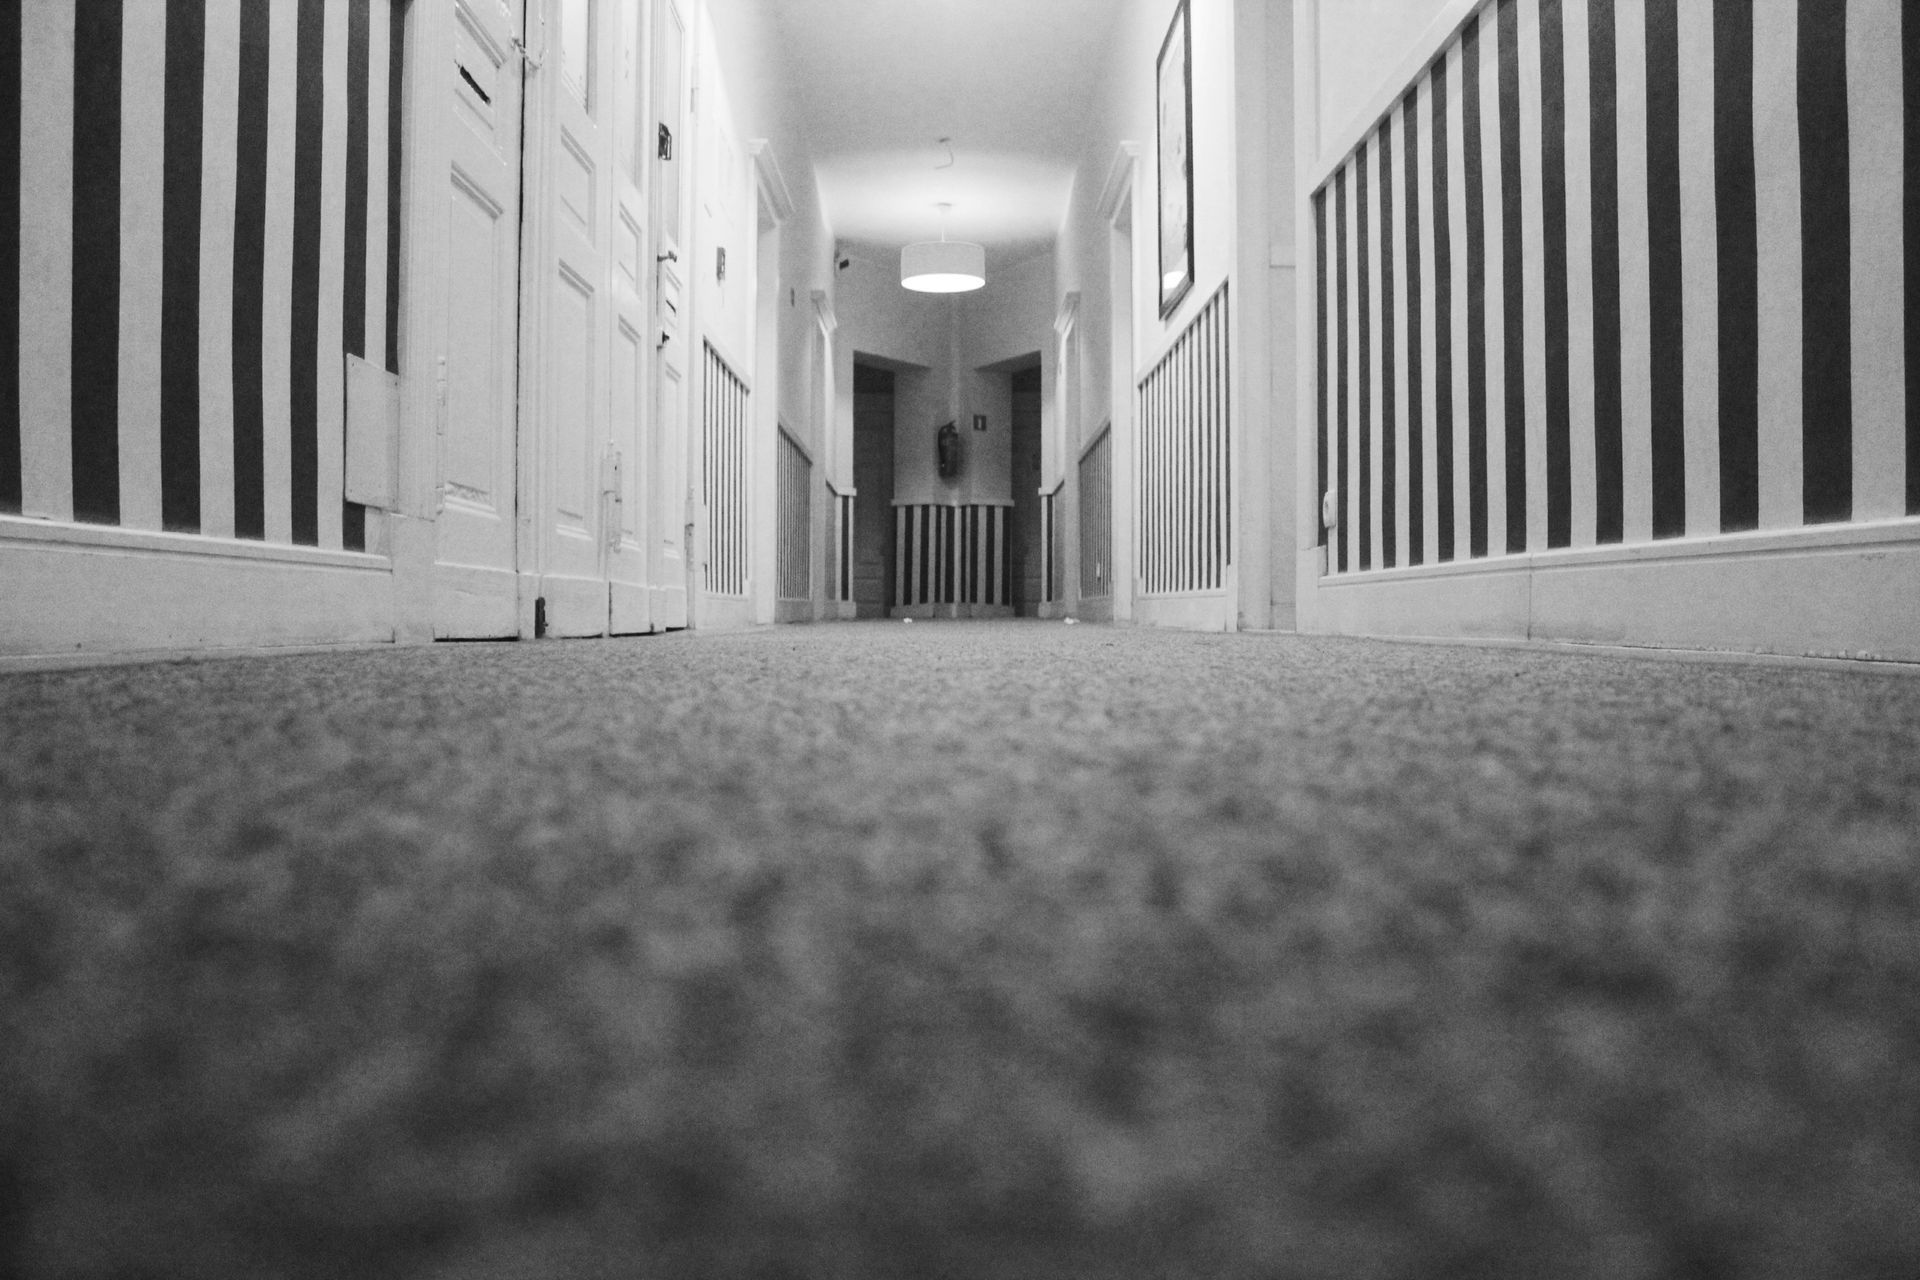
left=1010, top=365, right=1043, bottom=615
left=852, top=362, right=895, bottom=617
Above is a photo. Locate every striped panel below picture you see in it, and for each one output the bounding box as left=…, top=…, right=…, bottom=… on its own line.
left=776, top=425, right=810, bottom=602
left=703, top=342, right=750, bottom=598
left=1312, top=0, right=1917, bottom=576
left=1138, top=282, right=1231, bottom=593
left=4, top=0, right=404, bottom=554
left=893, top=504, right=1009, bottom=609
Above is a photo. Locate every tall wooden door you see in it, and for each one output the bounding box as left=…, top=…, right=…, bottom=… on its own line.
left=648, top=0, right=691, bottom=628
left=852, top=366, right=895, bottom=617
left=605, top=0, right=654, bottom=633
left=432, top=0, right=527, bottom=637
left=527, top=0, right=616, bottom=636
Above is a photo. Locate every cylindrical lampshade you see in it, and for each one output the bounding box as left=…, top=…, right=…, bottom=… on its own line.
left=900, top=239, right=986, bottom=292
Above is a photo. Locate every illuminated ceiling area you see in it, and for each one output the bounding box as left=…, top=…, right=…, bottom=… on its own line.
left=757, top=0, right=1122, bottom=268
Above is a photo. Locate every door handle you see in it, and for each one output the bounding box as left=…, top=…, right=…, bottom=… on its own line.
left=657, top=249, right=679, bottom=264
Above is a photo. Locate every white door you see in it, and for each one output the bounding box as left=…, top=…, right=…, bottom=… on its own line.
left=527, top=0, right=614, bottom=636
left=648, top=0, right=691, bottom=628
left=607, top=0, right=653, bottom=633
left=432, top=0, right=526, bottom=637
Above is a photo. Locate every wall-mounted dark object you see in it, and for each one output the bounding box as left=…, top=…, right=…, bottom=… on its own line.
left=717, top=246, right=726, bottom=282
left=937, top=420, right=961, bottom=480
left=658, top=123, right=673, bottom=161
left=973, top=414, right=987, bottom=432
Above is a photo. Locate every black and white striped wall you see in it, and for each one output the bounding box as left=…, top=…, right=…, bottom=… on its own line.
left=2, top=0, right=404, bottom=555
left=893, top=502, right=1013, bottom=615
left=1312, top=0, right=1916, bottom=578
left=702, top=341, right=751, bottom=599
left=1138, top=282, right=1232, bottom=594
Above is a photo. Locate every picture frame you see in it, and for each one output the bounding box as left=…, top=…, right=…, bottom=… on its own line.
left=1156, top=0, right=1195, bottom=318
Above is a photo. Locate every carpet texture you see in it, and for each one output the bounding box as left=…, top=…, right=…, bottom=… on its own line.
left=2, top=621, right=1918, bottom=1279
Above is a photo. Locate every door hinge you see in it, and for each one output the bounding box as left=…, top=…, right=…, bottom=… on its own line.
left=512, top=12, right=545, bottom=69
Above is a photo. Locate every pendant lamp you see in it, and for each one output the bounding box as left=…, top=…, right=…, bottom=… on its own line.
left=901, top=204, right=985, bottom=293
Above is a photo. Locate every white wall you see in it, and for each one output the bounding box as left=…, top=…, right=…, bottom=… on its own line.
left=1057, top=0, right=1295, bottom=629
left=959, top=253, right=1054, bottom=507
left=832, top=253, right=952, bottom=509
left=695, top=0, right=839, bottom=623
left=1059, top=0, right=1242, bottom=361
left=832, top=249, right=1054, bottom=511
left=1311, top=0, right=1458, bottom=166
left=702, top=0, right=837, bottom=453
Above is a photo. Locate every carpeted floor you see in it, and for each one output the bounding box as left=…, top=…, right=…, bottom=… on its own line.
left=2, top=620, right=1918, bottom=1279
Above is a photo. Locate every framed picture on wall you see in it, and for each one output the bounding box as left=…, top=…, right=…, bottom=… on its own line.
left=1156, top=0, right=1195, bottom=318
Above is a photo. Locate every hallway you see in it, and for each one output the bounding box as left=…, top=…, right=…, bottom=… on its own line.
left=4, top=625, right=1918, bottom=1278
left=5, top=0, right=1919, bottom=658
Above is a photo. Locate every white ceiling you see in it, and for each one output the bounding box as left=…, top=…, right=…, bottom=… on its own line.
left=760, top=0, right=1122, bottom=266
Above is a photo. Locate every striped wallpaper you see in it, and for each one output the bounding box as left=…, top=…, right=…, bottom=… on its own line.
left=775, top=425, right=811, bottom=603
left=1313, top=0, right=1917, bottom=576
left=2, top=0, right=404, bottom=554
left=702, top=342, right=750, bottom=598
left=1138, top=282, right=1230, bottom=593
left=893, top=503, right=1011, bottom=610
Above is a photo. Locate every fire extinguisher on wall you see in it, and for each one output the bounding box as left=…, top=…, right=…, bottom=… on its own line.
left=936, top=420, right=962, bottom=480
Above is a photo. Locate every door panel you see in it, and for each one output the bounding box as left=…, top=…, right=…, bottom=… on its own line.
left=606, top=0, right=653, bottom=632
left=552, top=266, right=594, bottom=524
left=433, top=0, right=525, bottom=638
left=442, top=180, right=510, bottom=506
left=648, top=0, right=690, bottom=628
left=609, top=314, right=650, bottom=630
left=522, top=0, right=678, bottom=636
left=558, top=0, right=593, bottom=103
left=530, top=0, right=614, bottom=636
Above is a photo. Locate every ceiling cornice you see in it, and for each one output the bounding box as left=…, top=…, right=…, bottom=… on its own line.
left=1053, top=291, right=1081, bottom=338
left=749, top=139, right=797, bottom=224
left=1097, top=142, right=1141, bottom=224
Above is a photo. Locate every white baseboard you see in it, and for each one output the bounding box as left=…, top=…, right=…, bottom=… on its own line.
left=541, top=573, right=611, bottom=637
left=1302, top=519, right=1920, bottom=662
left=695, top=593, right=756, bottom=631
left=1133, top=590, right=1235, bottom=632
left=1, top=517, right=394, bottom=657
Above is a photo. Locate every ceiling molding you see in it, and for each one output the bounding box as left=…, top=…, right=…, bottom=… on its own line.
left=1053, top=290, right=1081, bottom=338
left=749, top=139, right=797, bottom=224
left=1097, top=142, right=1141, bottom=224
